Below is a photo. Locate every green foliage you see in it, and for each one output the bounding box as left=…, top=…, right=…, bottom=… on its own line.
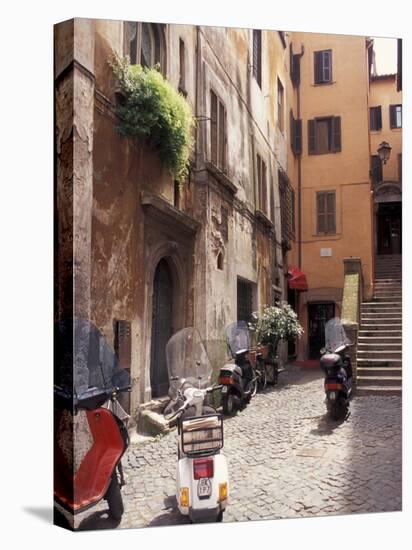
left=109, top=52, right=194, bottom=184
left=249, top=302, right=304, bottom=346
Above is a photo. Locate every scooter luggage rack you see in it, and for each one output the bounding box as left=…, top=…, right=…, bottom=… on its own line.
left=179, top=414, right=223, bottom=458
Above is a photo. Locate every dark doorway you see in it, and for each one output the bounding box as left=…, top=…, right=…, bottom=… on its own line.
left=150, top=259, right=173, bottom=398
left=377, top=202, right=402, bottom=255
left=308, top=302, right=335, bottom=359
left=237, top=278, right=254, bottom=322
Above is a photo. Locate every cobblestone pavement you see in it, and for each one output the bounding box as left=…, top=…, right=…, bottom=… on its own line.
left=74, top=366, right=402, bottom=530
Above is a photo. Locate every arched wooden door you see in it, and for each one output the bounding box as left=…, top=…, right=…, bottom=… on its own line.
left=150, top=259, right=173, bottom=397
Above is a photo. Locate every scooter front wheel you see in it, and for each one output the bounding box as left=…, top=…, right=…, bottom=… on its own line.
left=106, top=471, right=124, bottom=520
left=216, top=511, right=223, bottom=522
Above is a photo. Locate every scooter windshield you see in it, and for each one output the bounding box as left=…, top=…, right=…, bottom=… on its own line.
left=324, top=317, right=351, bottom=353
left=55, top=317, right=131, bottom=401
left=226, top=321, right=250, bottom=357
left=166, top=327, right=212, bottom=391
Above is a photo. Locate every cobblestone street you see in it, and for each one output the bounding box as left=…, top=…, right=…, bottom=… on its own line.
left=74, top=366, right=402, bottom=530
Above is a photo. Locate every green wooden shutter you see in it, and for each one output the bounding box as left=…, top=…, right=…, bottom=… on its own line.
left=317, top=192, right=326, bottom=233
left=326, top=192, right=336, bottom=233
left=295, top=119, right=302, bottom=155
left=332, top=116, right=341, bottom=152
left=389, top=105, right=396, bottom=128
left=314, top=51, right=323, bottom=84
left=308, top=119, right=316, bottom=154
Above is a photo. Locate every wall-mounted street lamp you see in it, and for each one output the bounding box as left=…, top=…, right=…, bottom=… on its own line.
left=377, top=141, right=392, bottom=165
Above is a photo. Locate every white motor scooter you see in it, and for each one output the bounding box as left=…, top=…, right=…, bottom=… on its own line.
left=164, top=327, right=229, bottom=523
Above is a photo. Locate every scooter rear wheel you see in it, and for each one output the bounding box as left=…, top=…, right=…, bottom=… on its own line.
left=106, top=471, right=124, bottom=520
left=222, top=391, right=236, bottom=416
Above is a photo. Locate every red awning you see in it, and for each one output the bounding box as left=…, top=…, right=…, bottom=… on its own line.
left=287, top=266, right=308, bottom=291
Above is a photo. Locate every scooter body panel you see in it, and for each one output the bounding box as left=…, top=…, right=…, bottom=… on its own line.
left=54, top=407, right=126, bottom=513
left=176, top=454, right=229, bottom=521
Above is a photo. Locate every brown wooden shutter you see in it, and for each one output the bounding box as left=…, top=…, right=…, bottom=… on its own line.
left=210, top=90, right=218, bottom=164
left=317, top=192, right=326, bottom=233
left=262, top=161, right=267, bottom=214
left=290, top=110, right=295, bottom=151
left=308, top=119, right=316, bottom=154
left=332, top=116, right=341, bottom=152
left=389, top=105, right=396, bottom=128
left=326, top=192, right=336, bottom=233
left=314, top=51, right=323, bottom=84
left=295, top=119, right=302, bottom=155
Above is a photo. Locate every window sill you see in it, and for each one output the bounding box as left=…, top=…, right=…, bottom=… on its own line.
left=370, top=129, right=382, bottom=134
left=308, top=150, right=341, bottom=156
left=312, top=81, right=336, bottom=87
left=255, top=209, right=274, bottom=229
left=205, top=161, right=237, bottom=195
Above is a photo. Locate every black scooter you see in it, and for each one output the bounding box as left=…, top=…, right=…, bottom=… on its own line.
left=218, top=321, right=257, bottom=416
left=320, top=317, right=353, bottom=420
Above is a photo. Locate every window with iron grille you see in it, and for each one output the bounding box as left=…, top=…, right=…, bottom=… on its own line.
left=389, top=104, right=402, bottom=128
left=256, top=153, right=268, bottom=215
left=237, top=279, right=254, bottom=322
left=253, top=30, right=262, bottom=87
left=316, top=191, right=336, bottom=234
left=371, top=155, right=382, bottom=185
left=308, top=116, right=341, bottom=154
left=279, top=171, right=295, bottom=241
left=314, top=50, right=332, bottom=84
left=210, top=90, right=227, bottom=171
left=370, top=106, right=382, bottom=131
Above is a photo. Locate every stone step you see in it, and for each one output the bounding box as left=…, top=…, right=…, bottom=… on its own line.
left=369, top=297, right=402, bottom=303
left=358, top=336, right=402, bottom=344
left=361, top=317, right=402, bottom=324
left=374, top=278, right=402, bottom=283
left=357, top=358, right=401, bottom=365
left=357, top=366, right=402, bottom=377
left=373, top=292, right=402, bottom=298
left=356, top=349, right=402, bottom=361
left=358, top=343, right=402, bottom=350
left=357, top=375, right=402, bottom=387
left=361, top=307, right=402, bottom=314
left=361, top=311, right=402, bottom=321
left=359, top=332, right=402, bottom=340
left=356, top=385, right=402, bottom=396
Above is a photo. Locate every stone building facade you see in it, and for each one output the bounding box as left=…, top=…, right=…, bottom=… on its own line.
left=54, top=19, right=293, bottom=421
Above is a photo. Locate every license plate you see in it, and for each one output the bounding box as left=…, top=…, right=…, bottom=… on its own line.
left=328, top=391, right=336, bottom=400
left=221, top=386, right=228, bottom=394
left=197, top=477, right=212, bottom=499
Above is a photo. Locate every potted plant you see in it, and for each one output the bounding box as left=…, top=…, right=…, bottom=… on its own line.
left=249, top=302, right=303, bottom=383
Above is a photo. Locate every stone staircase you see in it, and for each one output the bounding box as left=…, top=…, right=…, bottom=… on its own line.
left=356, top=255, right=402, bottom=396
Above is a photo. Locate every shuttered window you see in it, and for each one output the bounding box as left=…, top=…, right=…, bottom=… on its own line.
left=317, top=191, right=336, bottom=234
left=256, top=153, right=268, bottom=215
left=398, top=153, right=402, bottom=182
left=210, top=90, right=227, bottom=171
left=389, top=104, right=402, bottom=128
left=277, top=79, right=284, bottom=132
left=370, top=106, right=382, bottom=131
left=178, top=38, right=186, bottom=93
left=308, top=116, right=341, bottom=154
left=289, top=44, right=301, bottom=87
left=290, top=110, right=302, bottom=155
left=371, top=155, right=382, bottom=185
left=314, top=50, right=332, bottom=84
left=253, top=30, right=262, bottom=87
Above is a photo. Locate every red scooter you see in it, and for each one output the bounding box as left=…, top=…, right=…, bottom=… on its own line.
left=54, top=319, right=131, bottom=525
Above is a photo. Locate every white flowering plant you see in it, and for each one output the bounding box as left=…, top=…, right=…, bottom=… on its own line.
left=249, top=302, right=304, bottom=348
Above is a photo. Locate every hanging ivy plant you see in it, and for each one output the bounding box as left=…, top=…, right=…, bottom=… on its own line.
left=109, top=52, right=194, bottom=184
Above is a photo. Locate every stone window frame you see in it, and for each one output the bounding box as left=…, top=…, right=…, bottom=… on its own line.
left=124, top=21, right=167, bottom=76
